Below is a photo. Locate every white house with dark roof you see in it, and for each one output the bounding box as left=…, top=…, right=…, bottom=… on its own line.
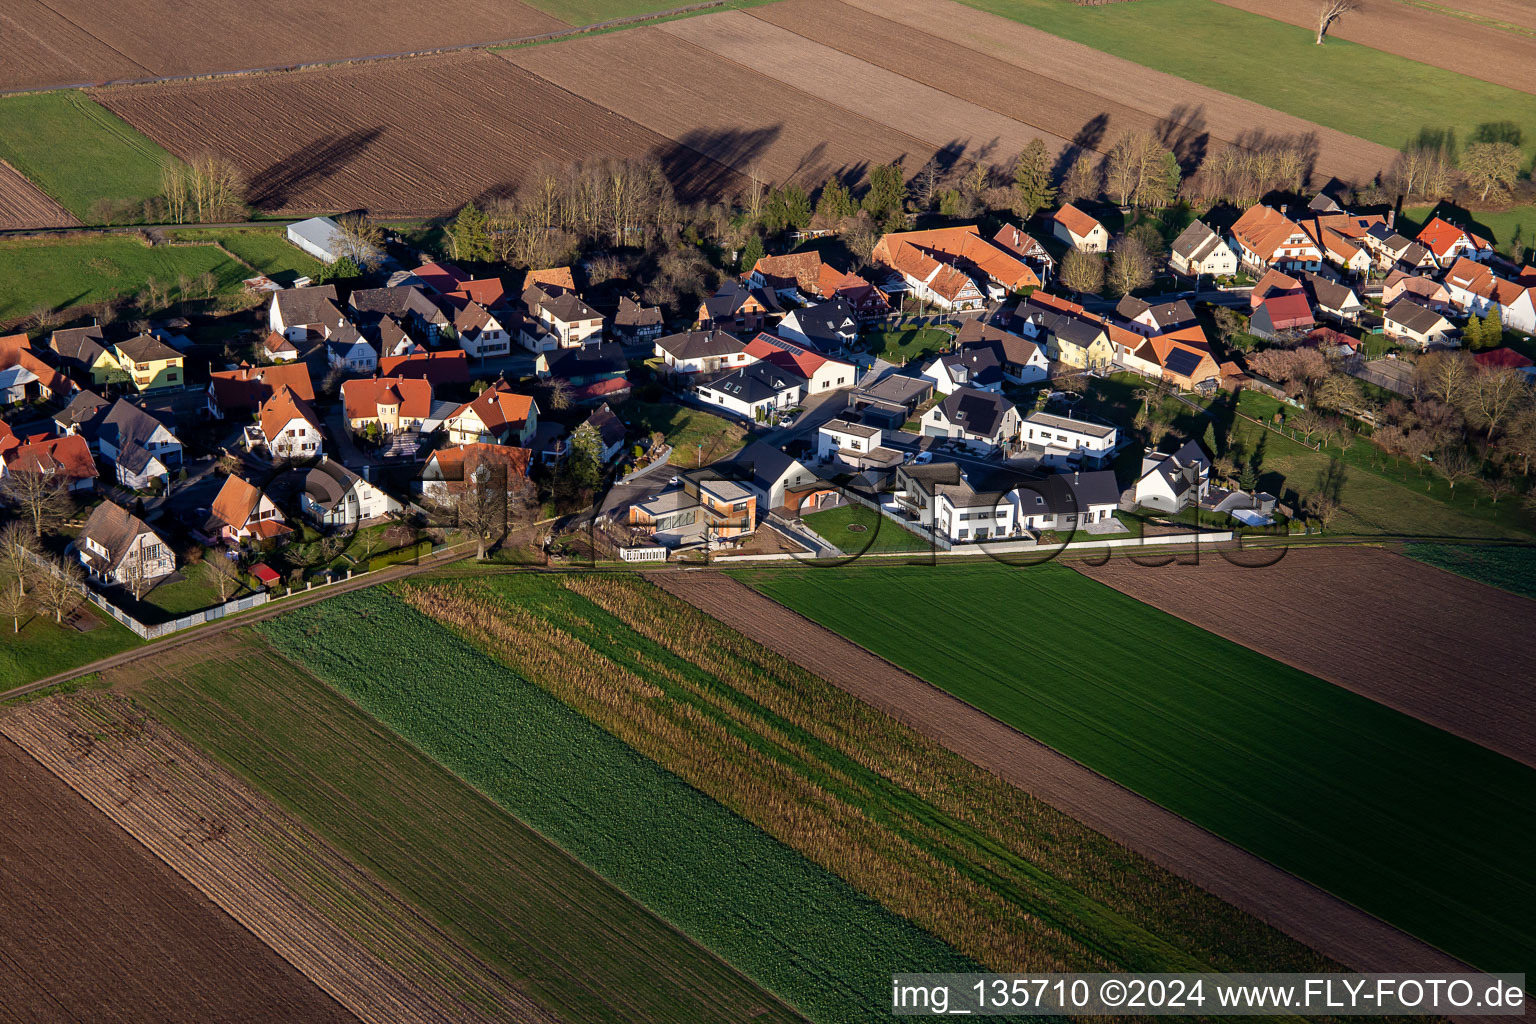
left=1169, top=220, right=1237, bottom=277
left=1132, top=438, right=1210, bottom=512
left=655, top=330, right=755, bottom=375
left=923, top=388, right=1020, bottom=453
left=695, top=363, right=805, bottom=422
left=920, top=347, right=1005, bottom=394
left=301, top=456, right=400, bottom=527
left=98, top=398, right=182, bottom=490
left=75, top=499, right=175, bottom=585
left=1021, top=411, right=1117, bottom=466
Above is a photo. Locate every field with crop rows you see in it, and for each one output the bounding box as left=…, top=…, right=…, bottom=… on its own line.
left=123, top=631, right=800, bottom=1024
left=94, top=52, right=743, bottom=217
left=738, top=561, right=1536, bottom=975
left=0, top=735, right=357, bottom=1024
left=257, top=586, right=971, bottom=1023
left=0, top=161, right=80, bottom=230
left=396, top=572, right=1341, bottom=976
left=1403, top=543, right=1536, bottom=600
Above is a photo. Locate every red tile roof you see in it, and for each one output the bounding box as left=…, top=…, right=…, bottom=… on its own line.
left=448, top=382, right=534, bottom=435
left=209, top=362, right=315, bottom=413
left=524, top=267, right=576, bottom=293
left=872, top=225, right=1039, bottom=291
left=1052, top=204, right=1102, bottom=240
left=0, top=333, right=72, bottom=397
left=1475, top=348, right=1534, bottom=369
left=379, top=349, right=470, bottom=388
left=1416, top=216, right=1491, bottom=259
left=745, top=333, right=829, bottom=378
left=412, top=261, right=471, bottom=293
left=211, top=474, right=263, bottom=530
left=1262, top=292, right=1315, bottom=330
left=342, top=375, right=433, bottom=421
left=424, top=442, right=532, bottom=491
left=4, top=433, right=96, bottom=483
left=258, top=386, right=321, bottom=441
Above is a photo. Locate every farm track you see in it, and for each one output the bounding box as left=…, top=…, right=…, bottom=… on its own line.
left=652, top=569, right=1473, bottom=979
left=1211, top=0, right=1536, bottom=93
left=0, top=735, right=358, bottom=1024
left=0, top=692, right=554, bottom=1024
left=504, top=28, right=937, bottom=187
left=1073, top=545, right=1536, bottom=768
left=93, top=51, right=744, bottom=216
left=0, top=160, right=81, bottom=230
left=836, top=0, right=1398, bottom=184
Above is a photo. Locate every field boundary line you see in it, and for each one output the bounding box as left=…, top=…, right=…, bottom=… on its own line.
left=653, top=569, right=1482, bottom=982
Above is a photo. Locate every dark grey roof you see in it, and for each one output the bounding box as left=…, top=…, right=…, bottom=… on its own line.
left=1386, top=298, right=1448, bottom=334
left=701, top=362, right=805, bottom=403
left=938, top=388, right=1014, bottom=439
left=49, top=325, right=109, bottom=368
left=701, top=280, right=760, bottom=320
left=272, top=284, right=341, bottom=326
left=614, top=295, right=663, bottom=328
left=787, top=297, right=857, bottom=350
left=1301, top=271, right=1358, bottom=312
left=582, top=403, right=626, bottom=449
left=1009, top=469, right=1119, bottom=513
left=1170, top=219, right=1224, bottom=261
left=100, top=398, right=174, bottom=455
left=855, top=371, right=933, bottom=410
left=716, top=439, right=803, bottom=492
left=931, top=347, right=1004, bottom=389
left=348, top=285, right=446, bottom=323
left=544, top=342, right=627, bottom=379
left=1163, top=347, right=1205, bottom=378
left=1308, top=192, right=1344, bottom=213
left=77, top=500, right=160, bottom=574
left=1038, top=309, right=1103, bottom=349
left=1399, top=242, right=1430, bottom=266
left=55, top=389, right=110, bottom=432
left=304, top=458, right=362, bottom=511
left=656, top=329, right=744, bottom=360
left=539, top=290, right=601, bottom=324
left=114, top=333, right=181, bottom=363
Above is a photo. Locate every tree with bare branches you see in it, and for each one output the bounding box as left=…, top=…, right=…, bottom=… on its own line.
left=1316, top=0, right=1360, bottom=43
left=1, top=470, right=71, bottom=538
left=1434, top=445, right=1478, bottom=495
left=333, top=214, right=385, bottom=271
left=1059, top=249, right=1104, bottom=295
left=37, top=557, right=82, bottom=623
left=1467, top=366, right=1531, bottom=438
left=0, top=521, right=40, bottom=595
left=0, top=581, right=27, bottom=633
left=207, top=553, right=241, bottom=602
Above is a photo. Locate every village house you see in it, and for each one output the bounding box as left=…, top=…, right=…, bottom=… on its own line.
left=98, top=399, right=181, bottom=490
left=0, top=335, right=72, bottom=405
left=53, top=390, right=112, bottom=446
left=342, top=376, right=433, bottom=437
left=325, top=323, right=379, bottom=375
left=379, top=350, right=471, bottom=390
left=301, top=456, right=400, bottom=527
left=921, top=347, right=1005, bottom=395
left=348, top=285, right=450, bottom=345
left=992, top=223, right=1055, bottom=278
left=777, top=297, right=859, bottom=353
left=249, top=386, right=324, bottom=460
left=1250, top=268, right=1305, bottom=309
left=744, top=334, right=855, bottom=394
left=1132, top=438, right=1210, bottom=512
left=655, top=329, right=755, bottom=375
left=923, top=388, right=1020, bottom=453
left=111, top=334, right=183, bottom=392
left=75, top=500, right=175, bottom=586
left=1363, top=224, right=1434, bottom=271
left=1442, top=257, right=1533, bottom=330
left=261, top=331, right=300, bottom=363
left=1382, top=270, right=1453, bottom=312
left=1250, top=292, right=1316, bottom=339
left=1, top=433, right=97, bottom=493
left=269, top=284, right=343, bottom=340
left=953, top=320, right=1048, bottom=384
left=815, top=419, right=903, bottom=473
left=445, top=299, right=511, bottom=360
left=443, top=382, right=538, bottom=446
left=1051, top=204, right=1109, bottom=253
left=207, top=362, right=315, bottom=420
left=697, top=279, right=772, bottom=333
left=1300, top=271, right=1365, bottom=323
left=49, top=325, right=124, bottom=386
left=1169, top=220, right=1237, bottom=277
left=1416, top=216, right=1494, bottom=268
left=714, top=439, right=825, bottom=512
left=538, top=344, right=631, bottom=404
left=815, top=265, right=890, bottom=319
left=1016, top=293, right=1114, bottom=370
left=870, top=229, right=999, bottom=310
left=611, top=296, right=665, bottom=346
left=207, top=473, right=291, bottom=544
left=628, top=472, right=756, bottom=547
left=746, top=251, right=825, bottom=304
left=578, top=403, right=628, bottom=465
left=1229, top=204, right=1322, bottom=272
left=1384, top=299, right=1457, bottom=349
left=1011, top=469, right=1122, bottom=533
left=1113, top=297, right=1199, bottom=337
left=523, top=282, right=604, bottom=349
left=418, top=443, right=532, bottom=502
left=695, top=362, right=806, bottom=422
left=1310, top=223, right=1373, bottom=276
left=1021, top=411, right=1117, bottom=466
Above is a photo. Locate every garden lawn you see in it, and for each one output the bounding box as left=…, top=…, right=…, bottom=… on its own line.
left=165, top=226, right=324, bottom=280
left=1402, top=543, right=1536, bottom=599
left=737, top=561, right=1536, bottom=975
left=0, top=567, right=139, bottom=689
left=0, top=91, right=175, bottom=221
left=867, top=327, right=951, bottom=365
left=257, top=588, right=972, bottom=1023
left=801, top=503, right=933, bottom=554
left=0, top=234, right=248, bottom=321
left=956, top=0, right=1536, bottom=160
left=1232, top=390, right=1535, bottom=539
left=129, top=631, right=801, bottom=1024
left=621, top=400, right=746, bottom=468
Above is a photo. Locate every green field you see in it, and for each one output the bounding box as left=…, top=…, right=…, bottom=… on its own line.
left=1403, top=204, right=1536, bottom=258
left=132, top=629, right=801, bottom=1024
left=622, top=400, right=746, bottom=467
left=166, top=226, right=324, bottom=279
left=0, top=91, right=174, bottom=221
left=400, top=572, right=1335, bottom=975
left=866, top=327, right=951, bottom=365
left=737, top=561, right=1536, bottom=975
left=257, top=587, right=973, bottom=1022
left=957, top=0, right=1536, bottom=160
left=1230, top=391, right=1535, bottom=539
left=0, top=234, right=250, bottom=321
left=801, top=503, right=933, bottom=553
left=1403, top=543, right=1536, bottom=599
left=0, top=577, right=139, bottom=690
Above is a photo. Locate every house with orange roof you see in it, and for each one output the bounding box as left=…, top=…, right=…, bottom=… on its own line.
left=207, top=362, right=315, bottom=419
left=379, top=349, right=470, bottom=389
left=871, top=225, right=1040, bottom=309
left=342, top=376, right=433, bottom=436
left=443, top=381, right=538, bottom=446
left=1251, top=292, right=1316, bottom=339
left=1443, top=257, right=1518, bottom=319
left=1416, top=216, right=1494, bottom=268
left=261, top=331, right=299, bottom=363
left=1229, top=204, right=1322, bottom=272
left=1249, top=268, right=1305, bottom=310
left=814, top=264, right=890, bottom=319
left=743, top=333, right=854, bottom=394
left=0, top=334, right=74, bottom=405
left=1308, top=222, right=1372, bottom=275
left=0, top=433, right=97, bottom=493
left=1382, top=270, right=1452, bottom=312
left=992, top=223, right=1055, bottom=276
left=1051, top=204, right=1108, bottom=253
left=418, top=443, right=533, bottom=502
left=746, top=252, right=824, bottom=303
left=207, top=473, right=291, bottom=544
left=524, top=266, right=577, bottom=293
left=248, top=386, right=324, bottom=461
left=1143, top=330, right=1220, bottom=391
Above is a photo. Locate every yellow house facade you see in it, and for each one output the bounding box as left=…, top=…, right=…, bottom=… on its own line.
left=113, top=334, right=184, bottom=392
left=1047, top=327, right=1115, bottom=370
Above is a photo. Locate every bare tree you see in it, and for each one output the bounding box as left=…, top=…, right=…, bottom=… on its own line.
left=744, top=163, right=768, bottom=225
left=1107, top=235, right=1154, bottom=296
left=1482, top=470, right=1515, bottom=505
left=546, top=377, right=573, bottom=412
left=435, top=476, right=508, bottom=559
left=122, top=551, right=151, bottom=601
left=1059, top=249, right=1104, bottom=295
left=1316, top=0, right=1360, bottom=43
left=333, top=214, right=385, bottom=271
left=1434, top=446, right=1478, bottom=495
left=1059, top=154, right=1101, bottom=205
left=1306, top=491, right=1343, bottom=530
left=37, top=557, right=82, bottom=624
left=207, top=554, right=241, bottom=602
left=1417, top=349, right=1475, bottom=406
left=0, top=581, right=27, bottom=633
left=0, top=470, right=72, bottom=538
left=1467, top=367, right=1531, bottom=438
left=1459, top=141, right=1520, bottom=202
left=0, top=521, right=40, bottom=595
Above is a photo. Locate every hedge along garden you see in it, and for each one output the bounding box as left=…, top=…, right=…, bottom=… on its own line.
left=256, top=586, right=974, bottom=1024
left=738, top=561, right=1536, bottom=975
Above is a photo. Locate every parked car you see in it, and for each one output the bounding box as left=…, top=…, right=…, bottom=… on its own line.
left=914, top=451, right=933, bottom=464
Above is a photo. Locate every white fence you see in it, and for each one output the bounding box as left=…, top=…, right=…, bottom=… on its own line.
left=618, top=545, right=668, bottom=562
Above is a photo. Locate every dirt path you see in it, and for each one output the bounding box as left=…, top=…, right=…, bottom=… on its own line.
left=1074, top=545, right=1536, bottom=768
left=653, top=569, right=1471, bottom=977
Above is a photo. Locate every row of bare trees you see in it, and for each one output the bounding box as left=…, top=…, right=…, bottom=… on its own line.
left=0, top=522, right=84, bottom=630
left=160, top=154, right=249, bottom=224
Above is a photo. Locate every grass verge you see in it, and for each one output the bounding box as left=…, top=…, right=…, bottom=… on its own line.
left=0, top=234, right=248, bottom=321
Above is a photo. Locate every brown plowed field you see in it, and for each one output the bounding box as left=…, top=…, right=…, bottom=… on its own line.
left=1073, top=545, right=1536, bottom=768
left=840, top=0, right=1398, bottom=184
left=1, top=693, right=555, bottom=1024
left=652, top=570, right=1469, bottom=977
left=505, top=28, right=937, bottom=187
left=0, top=161, right=81, bottom=230
left=94, top=52, right=742, bottom=216
left=660, top=12, right=1076, bottom=162
left=1, top=0, right=564, bottom=92
left=1211, top=0, right=1536, bottom=93
left=1429, top=0, right=1536, bottom=32
left=0, top=735, right=358, bottom=1024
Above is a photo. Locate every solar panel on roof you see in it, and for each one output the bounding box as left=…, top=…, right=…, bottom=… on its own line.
left=1164, top=349, right=1204, bottom=377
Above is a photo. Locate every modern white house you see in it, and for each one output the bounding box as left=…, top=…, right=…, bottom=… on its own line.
left=694, top=362, right=805, bottom=422
left=302, top=457, right=401, bottom=527
left=654, top=330, right=756, bottom=375
left=814, top=418, right=904, bottom=473
left=920, top=348, right=1005, bottom=395
left=923, top=388, right=1020, bottom=453
left=1009, top=470, right=1121, bottom=532
left=1021, top=411, right=1117, bottom=466
left=1132, top=439, right=1210, bottom=512
left=97, top=399, right=182, bottom=491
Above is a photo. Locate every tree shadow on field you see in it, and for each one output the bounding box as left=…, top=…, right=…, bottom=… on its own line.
left=1158, top=103, right=1211, bottom=177
left=249, top=128, right=383, bottom=210
left=1053, top=113, right=1109, bottom=181
left=669, top=124, right=783, bottom=200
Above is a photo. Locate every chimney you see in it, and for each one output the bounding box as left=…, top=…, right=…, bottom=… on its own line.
left=1074, top=470, right=1080, bottom=484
